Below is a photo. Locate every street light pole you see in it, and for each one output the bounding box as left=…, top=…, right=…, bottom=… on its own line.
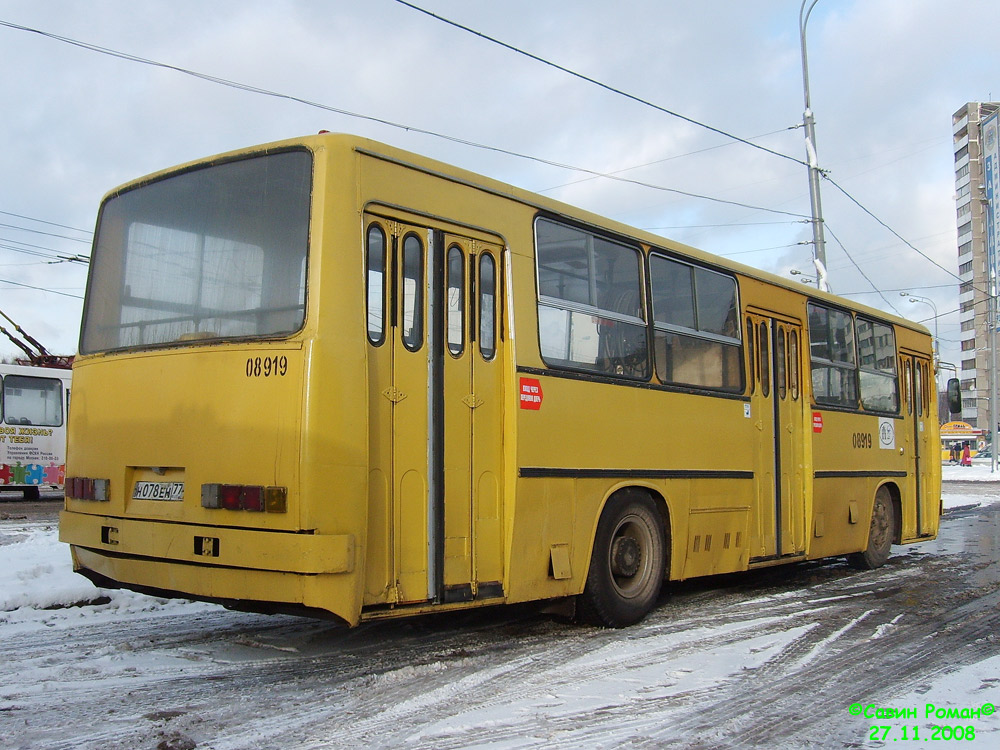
left=800, top=0, right=829, bottom=293
left=900, top=292, right=940, bottom=365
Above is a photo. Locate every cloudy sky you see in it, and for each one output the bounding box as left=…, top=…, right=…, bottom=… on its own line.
left=0, top=0, right=996, bottom=370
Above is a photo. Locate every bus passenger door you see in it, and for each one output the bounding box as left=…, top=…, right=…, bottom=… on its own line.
left=364, top=215, right=505, bottom=608
left=747, top=314, right=806, bottom=561
left=364, top=216, right=433, bottom=605
left=441, top=234, right=505, bottom=602
left=901, top=355, right=934, bottom=537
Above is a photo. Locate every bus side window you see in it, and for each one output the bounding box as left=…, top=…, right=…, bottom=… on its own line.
left=447, top=245, right=465, bottom=356
left=922, top=362, right=930, bottom=413
left=401, top=233, right=424, bottom=351
left=366, top=224, right=386, bottom=345
left=903, top=360, right=913, bottom=414
left=789, top=329, right=800, bottom=401
left=746, top=319, right=755, bottom=394
left=776, top=326, right=787, bottom=400
left=479, top=253, right=496, bottom=360
left=914, top=360, right=923, bottom=418
left=759, top=321, right=770, bottom=398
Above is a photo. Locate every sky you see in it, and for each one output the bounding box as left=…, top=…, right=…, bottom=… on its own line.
left=0, top=0, right=997, bottom=371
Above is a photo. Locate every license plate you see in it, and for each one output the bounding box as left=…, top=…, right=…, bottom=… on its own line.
left=132, top=481, right=185, bottom=501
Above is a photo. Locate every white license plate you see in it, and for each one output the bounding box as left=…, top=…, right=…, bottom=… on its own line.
left=132, top=481, right=185, bottom=501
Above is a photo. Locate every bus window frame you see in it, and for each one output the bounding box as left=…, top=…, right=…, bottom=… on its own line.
left=647, top=252, right=744, bottom=394
left=2, top=374, right=65, bottom=427
left=400, top=232, right=425, bottom=353
left=478, top=251, right=497, bottom=361
left=807, top=301, right=902, bottom=416
left=366, top=222, right=388, bottom=347
left=446, top=243, right=465, bottom=357
left=533, top=215, right=650, bottom=382
left=80, top=146, right=314, bottom=355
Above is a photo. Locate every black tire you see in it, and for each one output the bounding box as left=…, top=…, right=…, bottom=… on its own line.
left=577, top=490, right=667, bottom=627
left=22, top=485, right=40, bottom=501
left=847, top=486, right=894, bottom=570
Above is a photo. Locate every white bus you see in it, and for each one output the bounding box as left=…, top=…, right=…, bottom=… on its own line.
left=1, top=363, right=71, bottom=499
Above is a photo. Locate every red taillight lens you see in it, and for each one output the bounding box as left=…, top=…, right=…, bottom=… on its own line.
left=66, top=476, right=110, bottom=501
left=241, top=486, right=264, bottom=512
left=201, top=483, right=286, bottom=513
left=219, top=485, right=242, bottom=510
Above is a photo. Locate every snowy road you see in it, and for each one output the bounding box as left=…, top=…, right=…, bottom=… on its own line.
left=2, top=480, right=999, bottom=749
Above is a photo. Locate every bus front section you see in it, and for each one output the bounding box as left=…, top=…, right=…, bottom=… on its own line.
left=60, top=143, right=362, bottom=625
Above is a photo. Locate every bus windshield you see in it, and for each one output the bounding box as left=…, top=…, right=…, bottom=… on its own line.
left=81, top=149, right=312, bottom=353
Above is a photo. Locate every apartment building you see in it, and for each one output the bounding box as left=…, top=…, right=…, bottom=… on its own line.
left=953, top=101, right=999, bottom=426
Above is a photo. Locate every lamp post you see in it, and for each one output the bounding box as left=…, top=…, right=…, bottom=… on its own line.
left=899, top=292, right=939, bottom=365
left=800, top=0, right=829, bottom=292
left=789, top=269, right=817, bottom=285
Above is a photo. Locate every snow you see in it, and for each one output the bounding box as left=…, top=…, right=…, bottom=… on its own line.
left=0, top=519, right=215, bottom=634
left=1, top=478, right=998, bottom=748
left=942, top=463, right=1000, bottom=483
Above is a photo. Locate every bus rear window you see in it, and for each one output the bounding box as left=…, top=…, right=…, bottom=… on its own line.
left=81, top=150, right=312, bottom=353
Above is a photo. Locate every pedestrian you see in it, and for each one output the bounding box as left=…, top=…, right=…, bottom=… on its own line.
left=962, top=442, right=972, bottom=467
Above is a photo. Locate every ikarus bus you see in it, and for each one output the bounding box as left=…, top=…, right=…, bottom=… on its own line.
left=60, top=134, right=941, bottom=627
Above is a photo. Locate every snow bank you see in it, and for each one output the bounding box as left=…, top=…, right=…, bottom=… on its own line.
left=0, top=520, right=213, bottom=632
left=942, top=463, right=1000, bottom=482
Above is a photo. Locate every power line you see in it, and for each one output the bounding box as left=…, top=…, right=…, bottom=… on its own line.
left=823, top=175, right=961, bottom=283
left=838, top=283, right=957, bottom=295
left=0, top=17, right=808, bottom=222
left=0, top=277, right=84, bottom=299
left=540, top=127, right=798, bottom=194
left=0, top=209, right=92, bottom=235
left=1, top=14, right=958, bottom=303
left=0, top=238, right=90, bottom=264
left=824, top=223, right=902, bottom=316
left=394, top=0, right=966, bottom=294
left=0, top=221, right=92, bottom=244
left=393, top=0, right=809, bottom=169
left=646, top=220, right=806, bottom=231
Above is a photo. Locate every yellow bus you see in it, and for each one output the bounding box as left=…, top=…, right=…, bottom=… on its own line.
left=60, top=134, right=940, bottom=627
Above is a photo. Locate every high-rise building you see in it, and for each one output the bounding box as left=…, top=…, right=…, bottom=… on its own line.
left=952, top=101, right=999, bottom=426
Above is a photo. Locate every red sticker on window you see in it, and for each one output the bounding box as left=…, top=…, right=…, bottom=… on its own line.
left=519, top=378, right=543, bottom=410
left=812, top=412, right=824, bottom=433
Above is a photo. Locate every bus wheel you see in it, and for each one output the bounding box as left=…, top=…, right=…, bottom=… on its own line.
left=848, top=487, right=894, bottom=570
left=578, top=490, right=666, bottom=628
left=23, top=486, right=40, bottom=501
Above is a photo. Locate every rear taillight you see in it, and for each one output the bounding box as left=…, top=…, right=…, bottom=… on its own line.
left=201, top=483, right=287, bottom=513
left=66, top=476, right=110, bottom=501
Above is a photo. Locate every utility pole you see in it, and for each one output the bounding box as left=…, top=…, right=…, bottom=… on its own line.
left=800, top=0, right=829, bottom=292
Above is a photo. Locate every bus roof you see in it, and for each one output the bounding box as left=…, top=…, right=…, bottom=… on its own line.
left=99, top=132, right=933, bottom=339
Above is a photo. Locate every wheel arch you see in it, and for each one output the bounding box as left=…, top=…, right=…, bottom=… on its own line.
left=587, top=483, right=673, bottom=579
left=876, top=480, right=903, bottom=545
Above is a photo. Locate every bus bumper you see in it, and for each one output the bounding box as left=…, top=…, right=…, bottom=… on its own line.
left=59, top=511, right=359, bottom=623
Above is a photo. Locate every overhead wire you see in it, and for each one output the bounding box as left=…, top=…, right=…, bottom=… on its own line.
left=0, top=17, right=809, bottom=222
left=0, top=277, right=84, bottom=299
left=823, top=175, right=961, bottom=283
left=393, top=1, right=960, bottom=305
left=824, top=223, right=902, bottom=316
left=0, top=209, right=92, bottom=235
left=393, top=0, right=810, bottom=169
left=0, top=12, right=962, bottom=316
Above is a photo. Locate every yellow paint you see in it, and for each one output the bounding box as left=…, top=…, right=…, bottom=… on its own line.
left=61, top=134, right=940, bottom=627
